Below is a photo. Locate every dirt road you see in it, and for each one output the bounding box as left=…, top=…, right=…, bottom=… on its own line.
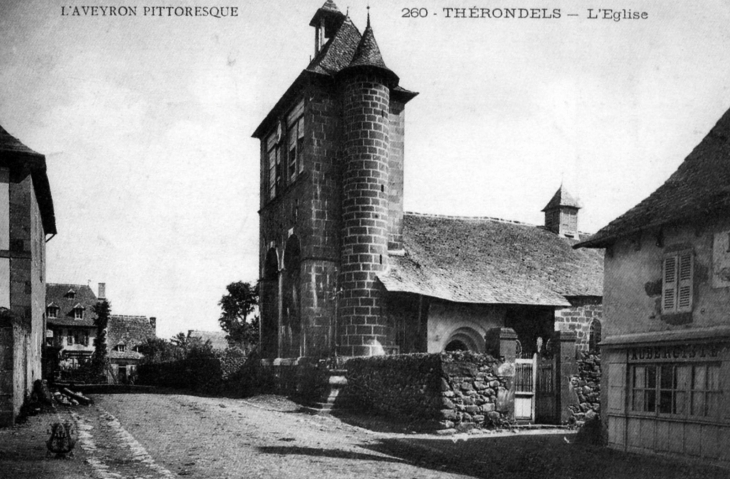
left=1, top=393, right=728, bottom=478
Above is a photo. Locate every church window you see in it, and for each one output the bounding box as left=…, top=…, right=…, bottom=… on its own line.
left=287, top=100, right=305, bottom=182
left=266, top=130, right=280, bottom=200
left=662, top=251, right=693, bottom=314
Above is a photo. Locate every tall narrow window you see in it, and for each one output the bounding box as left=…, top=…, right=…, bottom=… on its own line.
left=662, top=251, right=693, bottom=314
left=266, top=131, right=279, bottom=200
left=287, top=100, right=305, bottom=181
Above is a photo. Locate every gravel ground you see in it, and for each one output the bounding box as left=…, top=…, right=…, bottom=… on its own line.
left=1, top=393, right=728, bottom=479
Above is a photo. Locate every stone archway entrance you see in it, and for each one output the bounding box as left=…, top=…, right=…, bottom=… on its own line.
left=443, top=327, right=484, bottom=353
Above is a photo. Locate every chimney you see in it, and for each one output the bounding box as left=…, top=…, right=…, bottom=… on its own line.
left=149, top=317, right=156, bottom=332
left=542, top=185, right=581, bottom=238
left=98, top=282, right=106, bottom=300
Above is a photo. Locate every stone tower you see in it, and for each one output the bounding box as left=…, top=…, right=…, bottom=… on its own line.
left=253, top=1, right=416, bottom=360
left=337, top=14, right=399, bottom=357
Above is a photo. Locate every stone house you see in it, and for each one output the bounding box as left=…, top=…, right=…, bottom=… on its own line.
left=254, top=1, right=603, bottom=362
left=107, top=314, right=156, bottom=383
left=45, top=282, right=102, bottom=372
left=46, top=282, right=157, bottom=383
left=577, top=106, right=730, bottom=466
left=0, top=124, right=56, bottom=426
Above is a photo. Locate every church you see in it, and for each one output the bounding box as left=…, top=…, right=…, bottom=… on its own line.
left=253, top=1, right=604, bottom=365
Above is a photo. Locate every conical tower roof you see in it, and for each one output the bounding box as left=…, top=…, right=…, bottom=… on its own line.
left=542, top=185, right=582, bottom=212
left=340, top=11, right=399, bottom=86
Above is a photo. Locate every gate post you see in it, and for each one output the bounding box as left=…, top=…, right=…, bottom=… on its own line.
left=485, top=328, right=518, bottom=419
left=554, top=330, right=578, bottom=424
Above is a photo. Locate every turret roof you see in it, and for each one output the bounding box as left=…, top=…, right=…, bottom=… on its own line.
left=542, top=185, right=582, bottom=211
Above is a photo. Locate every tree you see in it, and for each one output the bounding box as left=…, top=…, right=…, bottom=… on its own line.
left=91, top=299, right=111, bottom=379
left=218, top=281, right=259, bottom=349
left=170, top=332, right=189, bottom=347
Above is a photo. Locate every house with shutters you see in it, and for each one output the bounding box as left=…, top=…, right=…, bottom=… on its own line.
left=45, top=283, right=101, bottom=372
left=46, top=282, right=157, bottom=383
left=577, top=105, right=730, bottom=466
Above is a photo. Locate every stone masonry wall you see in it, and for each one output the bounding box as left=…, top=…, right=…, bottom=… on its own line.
left=345, top=352, right=511, bottom=431
left=568, top=350, right=601, bottom=425
left=554, top=296, right=602, bottom=352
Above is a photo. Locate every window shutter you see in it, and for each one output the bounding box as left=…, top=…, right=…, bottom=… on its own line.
left=662, top=255, right=677, bottom=313
left=677, top=252, right=693, bottom=312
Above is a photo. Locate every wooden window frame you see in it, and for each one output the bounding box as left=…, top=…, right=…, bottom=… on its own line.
left=630, top=363, right=721, bottom=419
left=662, top=250, right=693, bottom=315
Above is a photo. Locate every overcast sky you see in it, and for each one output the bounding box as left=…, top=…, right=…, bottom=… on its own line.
left=2, top=0, right=730, bottom=339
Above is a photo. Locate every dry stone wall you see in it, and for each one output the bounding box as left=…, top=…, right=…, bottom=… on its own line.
left=568, top=351, right=601, bottom=425
left=345, top=351, right=512, bottom=431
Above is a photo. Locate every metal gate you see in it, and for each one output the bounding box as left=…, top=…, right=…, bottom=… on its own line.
left=514, top=354, right=536, bottom=421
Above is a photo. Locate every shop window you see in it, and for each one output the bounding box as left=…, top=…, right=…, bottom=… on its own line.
left=631, top=363, right=721, bottom=419
left=691, top=364, right=721, bottom=417
left=662, top=251, right=693, bottom=314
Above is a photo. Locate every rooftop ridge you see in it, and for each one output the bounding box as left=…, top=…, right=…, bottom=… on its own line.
left=404, top=211, right=538, bottom=227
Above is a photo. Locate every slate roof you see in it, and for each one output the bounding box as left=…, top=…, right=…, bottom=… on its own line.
left=0, top=123, right=57, bottom=235
left=108, top=315, right=156, bottom=360
left=578, top=106, right=730, bottom=248
left=253, top=4, right=415, bottom=139
left=188, top=330, right=229, bottom=351
left=46, top=283, right=98, bottom=327
left=378, top=213, right=604, bottom=306
left=306, top=16, right=361, bottom=76
left=542, top=185, right=581, bottom=211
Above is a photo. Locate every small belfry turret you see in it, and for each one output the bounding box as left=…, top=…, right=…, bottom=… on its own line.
left=309, top=0, right=345, bottom=55
left=542, top=184, right=581, bottom=238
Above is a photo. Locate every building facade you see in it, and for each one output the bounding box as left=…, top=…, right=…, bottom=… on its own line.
left=578, top=106, right=730, bottom=466
left=46, top=282, right=157, bottom=383
left=107, top=314, right=156, bottom=383
left=0, top=124, right=56, bottom=426
left=46, top=283, right=101, bottom=372
left=255, top=2, right=604, bottom=369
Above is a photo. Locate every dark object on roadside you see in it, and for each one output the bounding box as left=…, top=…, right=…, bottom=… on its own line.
left=46, top=421, right=77, bottom=458
left=575, top=416, right=603, bottom=445
left=35, top=379, right=55, bottom=406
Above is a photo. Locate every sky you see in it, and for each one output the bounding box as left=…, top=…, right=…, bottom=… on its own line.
left=2, top=0, right=730, bottom=339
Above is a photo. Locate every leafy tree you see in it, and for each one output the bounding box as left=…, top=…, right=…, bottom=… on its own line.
left=218, top=281, right=259, bottom=349
left=91, top=300, right=111, bottom=379
left=170, top=332, right=189, bottom=347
